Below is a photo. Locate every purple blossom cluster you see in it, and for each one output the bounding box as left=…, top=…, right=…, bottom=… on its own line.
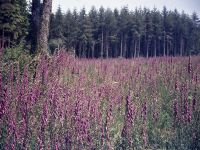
left=0, top=51, right=200, bottom=149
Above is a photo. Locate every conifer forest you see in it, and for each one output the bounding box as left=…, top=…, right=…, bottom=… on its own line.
left=0, top=0, right=200, bottom=149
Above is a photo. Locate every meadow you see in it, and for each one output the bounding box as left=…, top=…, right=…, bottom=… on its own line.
left=0, top=50, right=200, bottom=149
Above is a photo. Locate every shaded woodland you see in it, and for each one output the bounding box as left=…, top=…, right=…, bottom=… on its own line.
left=49, top=6, right=200, bottom=58
left=0, top=1, right=200, bottom=57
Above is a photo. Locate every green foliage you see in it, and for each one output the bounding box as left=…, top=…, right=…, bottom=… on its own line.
left=0, top=0, right=29, bottom=44
left=48, top=38, right=64, bottom=53
left=49, top=6, right=65, bottom=52
left=49, top=6, right=200, bottom=57
left=2, top=43, right=31, bottom=70
left=53, top=6, right=64, bottom=39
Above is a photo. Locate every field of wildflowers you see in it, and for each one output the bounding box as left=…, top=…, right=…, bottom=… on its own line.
left=0, top=49, right=200, bottom=149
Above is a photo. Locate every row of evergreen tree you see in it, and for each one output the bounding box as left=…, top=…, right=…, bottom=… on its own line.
left=1, top=1, right=200, bottom=58
left=50, top=6, right=200, bottom=58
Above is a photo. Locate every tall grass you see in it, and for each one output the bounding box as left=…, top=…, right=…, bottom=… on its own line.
left=0, top=50, right=200, bottom=149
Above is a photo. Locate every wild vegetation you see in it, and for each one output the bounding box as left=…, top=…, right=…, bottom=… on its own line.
left=1, top=0, right=200, bottom=149
left=0, top=49, right=199, bottom=149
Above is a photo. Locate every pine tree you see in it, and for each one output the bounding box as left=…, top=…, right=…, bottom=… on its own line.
left=144, top=8, right=153, bottom=58
left=104, top=8, right=115, bottom=58
left=48, top=6, right=64, bottom=52
left=152, top=8, right=162, bottom=57
left=0, top=0, right=29, bottom=47
left=89, top=6, right=99, bottom=58
left=98, top=7, right=105, bottom=58
left=47, top=6, right=200, bottom=57
left=77, top=8, right=93, bottom=58
left=49, top=13, right=56, bottom=40
left=36, top=0, right=53, bottom=54
left=63, top=10, right=73, bottom=49
left=191, top=12, right=200, bottom=54
left=162, top=6, right=168, bottom=56
left=113, top=8, right=120, bottom=57
left=54, top=6, right=64, bottom=39
left=30, top=0, right=40, bottom=54
left=171, top=9, right=180, bottom=56
left=119, top=6, right=129, bottom=57
left=127, top=11, right=136, bottom=58
left=179, top=11, right=188, bottom=56
left=134, top=8, right=144, bottom=57
left=71, top=9, right=79, bottom=52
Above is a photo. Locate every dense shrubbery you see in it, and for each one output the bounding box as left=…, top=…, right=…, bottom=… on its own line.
left=0, top=50, right=200, bottom=149
left=2, top=44, right=31, bottom=63
left=1, top=45, right=32, bottom=79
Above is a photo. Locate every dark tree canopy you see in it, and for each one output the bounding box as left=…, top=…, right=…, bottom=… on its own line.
left=1, top=2, right=200, bottom=57
left=0, top=0, right=29, bottom=47
left=50, top=6, right=200, bottom=58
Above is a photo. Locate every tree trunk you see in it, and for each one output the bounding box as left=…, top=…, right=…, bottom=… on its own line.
left=106, top=44, right=109, bottom=59
left=101, top=28, right=104, bottom=58
left=130, top=40, right=133, bottom=58
left=31, top=0, right=40, bottom=54
left=116, top=43, right=118, bottom=57
left=163, top=31, right=166, bottom=56
left=78, top=43, right=82, bottom=57
left=137, top=36, right=141, bottom=58
left=180, top=38, right=184, bottom=56
left=166, top=38, right=169, bottom=56
left=154, top=38, right=157, bottom=57
left=146, top=38, right=149, bottom=58
left=124, top=38, right=127, bottom=58
left=8, top=37, right=10, bottom=48
left=37, top=0, right=52, bottom=54
left=158, top=39, right=161, bottom=56
left=174, top=41, right=176, bottom=56
left=146, top=43, right=149, bottom=58
left=170, top=41, right=173, bottom=56
left=134, top=40, right=137, bottom=58
left=106, top=31, right=109, bottom=58
left=92, top=42, right=95, bottom=58
left=83, top=45, right=86, bottom=58
left=120, top=34, right=123, bottom=57
left=2, top=27, right=4, bottom=48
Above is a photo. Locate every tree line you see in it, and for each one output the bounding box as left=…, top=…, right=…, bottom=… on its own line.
left=50, top=6, right=200, bottom=58
left=1, top=1, right=200, bottom=57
